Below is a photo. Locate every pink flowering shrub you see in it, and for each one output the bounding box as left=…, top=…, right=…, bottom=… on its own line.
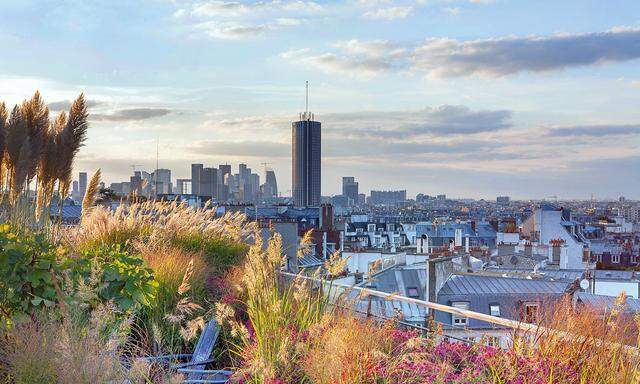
left=379, top=330, right=580, bottom=384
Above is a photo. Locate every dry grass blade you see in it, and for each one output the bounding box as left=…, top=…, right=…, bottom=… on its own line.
left=178, top=258, right=195, bottom=295
left=82, top=168, right=101, bottom=216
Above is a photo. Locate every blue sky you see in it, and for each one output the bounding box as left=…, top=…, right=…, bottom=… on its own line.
left=1, top=0, right=639, bottom=199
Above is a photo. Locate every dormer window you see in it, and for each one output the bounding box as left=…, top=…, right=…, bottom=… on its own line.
left=451, top=302, right=469, bottom=325
left=368, top=224, right=376, bottom=232
left=406, top=287, right=419, bottom=298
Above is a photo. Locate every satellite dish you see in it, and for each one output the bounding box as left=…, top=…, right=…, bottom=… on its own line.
left=580, top=279, right=590, bottom=290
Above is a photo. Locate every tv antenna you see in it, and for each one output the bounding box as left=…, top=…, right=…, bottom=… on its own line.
left=304, top=80, right=309, bottom=115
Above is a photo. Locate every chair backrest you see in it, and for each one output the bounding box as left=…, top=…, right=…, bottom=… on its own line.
left=188, top=319, right=221, bottom=379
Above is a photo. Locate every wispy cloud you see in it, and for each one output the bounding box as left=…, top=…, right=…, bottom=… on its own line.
left=546, top=124, right=640, bottom=137
left=195, top=18, right=301, bottom=39
left=188, top=140, right=289, bottom=157
left=174, top=0, right=321, bottom=39
left=48, top=99, right=102, bottom=111
left=363, top=6, right=413, bottom=20
left=281, top=27, right=640, bottom=78
left=91, top=108, right=172, bottom=122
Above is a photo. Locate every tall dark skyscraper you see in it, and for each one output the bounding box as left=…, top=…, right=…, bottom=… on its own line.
left=342, top=176, right=359, bottom=205
left=191, top=164, right=203, bottom=196
left=292, top=83, right=321, bottom=207
left=200, top=167, right=218, bottom=199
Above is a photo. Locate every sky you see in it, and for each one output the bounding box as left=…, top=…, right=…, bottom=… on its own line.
left=0, top=0, right=639, bottom=200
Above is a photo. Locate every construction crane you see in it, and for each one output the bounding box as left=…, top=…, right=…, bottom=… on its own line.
left=129, top=164, right=143, bottom=174
left=261, top=162, right=272, bottom=172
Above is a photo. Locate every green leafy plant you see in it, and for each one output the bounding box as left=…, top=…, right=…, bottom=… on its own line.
left=0, top=224, right=60, bottom=326
left=67, top=246, right=158, bottom=312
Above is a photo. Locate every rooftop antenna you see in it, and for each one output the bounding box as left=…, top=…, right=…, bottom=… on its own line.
left=305, top=80, right=309, bottom=116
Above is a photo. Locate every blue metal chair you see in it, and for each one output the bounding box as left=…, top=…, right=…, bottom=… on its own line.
left=145, top=319, right=233, bottom=383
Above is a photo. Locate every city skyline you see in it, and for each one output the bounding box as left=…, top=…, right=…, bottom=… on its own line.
left=1, top=1, right=639, bottom=199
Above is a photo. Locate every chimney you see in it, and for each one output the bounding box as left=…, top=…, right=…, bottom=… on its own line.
left=322, top=231, right=327, bottom=259
left=455, top=228, right=462, bottom=247
left=465, top=234, right=470, bottom=253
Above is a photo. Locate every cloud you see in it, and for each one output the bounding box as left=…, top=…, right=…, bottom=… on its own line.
left=546, top=124, right=640, bottom=137
left=187, top=1, right=322, bottom=18
left=280, top=42, right=401, bottom=77
left=196, top=18, right=301, bottom=39
left=363, top=6, right=412, bottom=20
left=188, top=140, right=290, bottom=158
left=48, top=99, right=102, bottom=111
left=176, top=0, right=321, bottom=39
left=323, top=105, right=512, bottom=139
left=281, top=27, right=640, bottom=78
left=91, top=108, right=172, bottom=122
left=444, top=7, right=461, bottom=15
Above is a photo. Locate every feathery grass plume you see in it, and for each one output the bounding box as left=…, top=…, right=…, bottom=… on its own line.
left=4, top=105, right=27, bottom=201
left=21, top=91, right=49, bottom=185
left=35, top=112, right=65, bottom=220
left=11, top=136, right=31, bottom=204
left=297, top=229, right=314, bottom=259
left=0, top=102, right=7, bottom=200
left=82, top=168, right=101, bottom=217
left=57, top=94, right=88, bottom=199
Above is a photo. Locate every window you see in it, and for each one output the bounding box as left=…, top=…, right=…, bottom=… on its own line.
left=387, top=223, right=395, bottom=231
left=612, top=253, right=621, bottom=263
left=356, top=228, right=364, bottom=234
left=490, top=304, right=501, bottom=317
left=451, top=302, right=469, bottom=326
left=407, top=287, right=419, bottom=298
left=368, top=224, right=377, bottom=232
left=522, top=302, right=539, bottom=324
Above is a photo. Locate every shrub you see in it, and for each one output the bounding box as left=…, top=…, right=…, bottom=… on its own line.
left=138, top=245, right=208, bottom=354
left=65, top=245, right=158, bottom=312
left=0, top=307, right=126, bottom=384
left=0, top=224, right=60, bottom=326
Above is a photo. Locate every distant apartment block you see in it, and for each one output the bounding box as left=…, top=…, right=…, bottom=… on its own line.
left=369, top=190, right=407, bottom=205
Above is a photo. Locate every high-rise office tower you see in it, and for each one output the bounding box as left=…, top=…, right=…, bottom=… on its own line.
left=130, top=173, right=142, bottom=196
left=218, top=164, right=231, bottom=201
left=250, top=173, right=260, bottom=200
left=72, top=180, right=79, bottom=200
left=153, top=169, right=172, bottom=195
left=200, top=167, right=218, bottom=199
left=191, top=164, right=203, bottom=196
left=292, top=82, right=321, bottom=207
left=342, top=177, right=359, bottom=205
left=175, top=178, right=190, bottom=195
left=79, top=172, right=87, bottom=199
left=262, top=169, right=278, bottom=199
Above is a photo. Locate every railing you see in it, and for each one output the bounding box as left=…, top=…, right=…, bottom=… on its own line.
left=280, top=271, right=640, bottom=353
